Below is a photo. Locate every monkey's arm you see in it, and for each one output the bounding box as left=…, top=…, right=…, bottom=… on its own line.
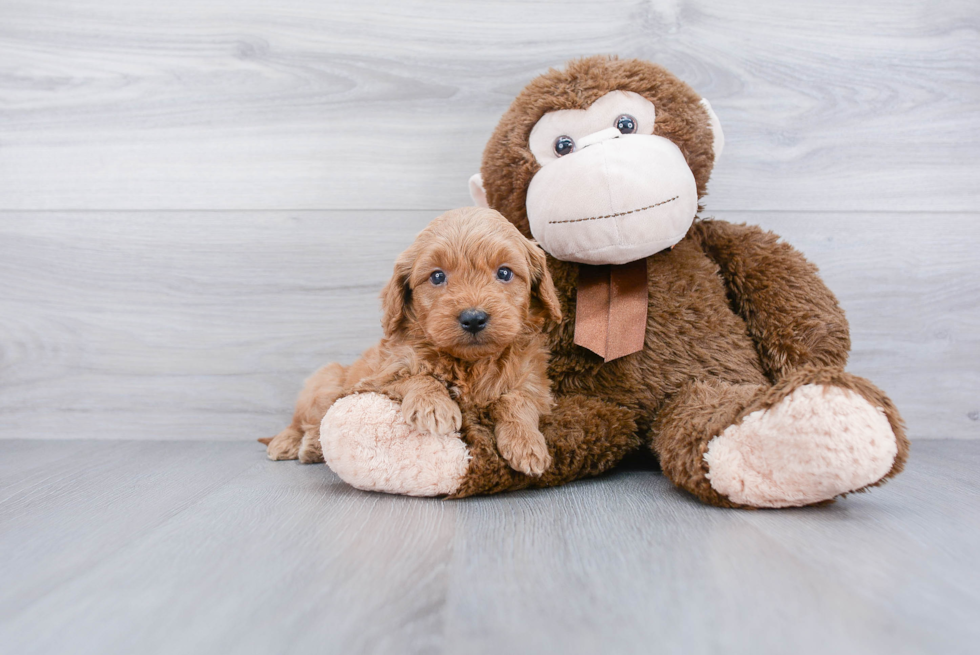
left=449, top=393, right=639, bottom=497
left=691, top=218, right=850, bottom=380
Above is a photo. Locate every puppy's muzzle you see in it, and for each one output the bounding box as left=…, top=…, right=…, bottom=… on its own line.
left=458, top=309, right=489, bottom=334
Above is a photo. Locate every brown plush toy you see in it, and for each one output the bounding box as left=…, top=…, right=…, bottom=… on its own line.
left=319, top=56, right=908, bottom=508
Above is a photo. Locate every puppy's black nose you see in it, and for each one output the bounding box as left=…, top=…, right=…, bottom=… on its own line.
left=459, top=309, right=489, bottom=334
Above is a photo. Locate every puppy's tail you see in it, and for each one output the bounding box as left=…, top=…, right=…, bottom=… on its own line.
left=257, top=437, right=273, bottom=445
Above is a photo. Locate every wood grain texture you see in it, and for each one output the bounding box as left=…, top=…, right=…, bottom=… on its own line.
left=0, top=0, right=977, bottom=211
left=0, top=211, right=431, bottom=443
left=0, top=439, right=977, bottom=654
left=1, top=210, right=976, bottom=441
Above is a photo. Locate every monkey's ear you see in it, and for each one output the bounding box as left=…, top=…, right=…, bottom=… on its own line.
left=523, top=239, right=562, bottom=327
left=468, top=173, right=489, bottom=208
left=380, top=252, right=414, bottom=339
left=700, top=98, right=725, bottom=161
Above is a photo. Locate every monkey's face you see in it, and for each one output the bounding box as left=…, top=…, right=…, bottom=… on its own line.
left=524, top=90, right=700, bottom=265
left=473, top=58, right=725, bottom=267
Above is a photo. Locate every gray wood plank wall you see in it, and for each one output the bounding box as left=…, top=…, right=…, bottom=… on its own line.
left=1, top=0, right=978, bottom=440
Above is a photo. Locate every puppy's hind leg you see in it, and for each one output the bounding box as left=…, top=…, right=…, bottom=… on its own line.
left=298, top=425, right=324, bottom=464
left=297, top=362, right=349, bottom=464
left=265, top=362, right=348, bottom=463
left=264, top=421, right=303, bottom=461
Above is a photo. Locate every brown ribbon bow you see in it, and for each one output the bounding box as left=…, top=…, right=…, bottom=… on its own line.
left=573, top=258, right=648, bottom=362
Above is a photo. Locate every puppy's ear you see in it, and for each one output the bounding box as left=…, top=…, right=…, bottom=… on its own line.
left=380, top=250, right=415, bottom=339
left=522, top=239, right=562, bottom=327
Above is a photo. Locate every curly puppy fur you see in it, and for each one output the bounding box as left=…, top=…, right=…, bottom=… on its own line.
left=263, top=207, right=562, bottom=477
left=450, top=55, right=909, bottom=503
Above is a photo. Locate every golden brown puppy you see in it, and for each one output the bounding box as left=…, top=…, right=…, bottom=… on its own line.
left=262, top=207, right=562, bottom=476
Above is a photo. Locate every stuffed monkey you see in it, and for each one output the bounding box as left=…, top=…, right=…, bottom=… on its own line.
left=318, top=56, right=908, bottom=508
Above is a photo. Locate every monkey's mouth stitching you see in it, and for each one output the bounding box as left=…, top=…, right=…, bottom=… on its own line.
left=547, top=196, right=679, bottom=225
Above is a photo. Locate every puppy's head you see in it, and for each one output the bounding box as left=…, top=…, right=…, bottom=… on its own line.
left=381, top=207, right=561, bottom=360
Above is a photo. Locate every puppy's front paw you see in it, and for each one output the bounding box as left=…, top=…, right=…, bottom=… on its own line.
left=496, top=423, right=552, bottom=476
left=401, top=391, right=462, bottom=437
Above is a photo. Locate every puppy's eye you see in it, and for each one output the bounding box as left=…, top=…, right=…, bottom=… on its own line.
left=429, top=270, right=446, bottom=285
left=554, top=135, right=575, bottom=157
left=615, top=114, right=637, bottom=134
left=496, top=266, right=513, bottom=282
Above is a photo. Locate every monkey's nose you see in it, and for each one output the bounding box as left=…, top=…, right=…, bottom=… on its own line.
left=578, top=127, right=622, bottom=149
left=458, top=309, right=489, bottom=334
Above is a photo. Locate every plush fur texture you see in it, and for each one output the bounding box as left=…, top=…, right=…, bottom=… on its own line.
left=316, top=56, right=909, bottom=507
left=704, top=384, right=898, bottom=508
left=450, top=56, right=908, bottom=504
left=450, top=393, right=640, bottom=498
left=653, top=365, right=908, bottom=508
left=322, top=393, right=470, bottom=496
left=482, top=56, right=718, bottom=240
left=265, top=207, right=562, bottom=477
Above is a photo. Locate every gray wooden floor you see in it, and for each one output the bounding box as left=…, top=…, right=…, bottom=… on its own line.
left=0, top=439, right=977, bottom=655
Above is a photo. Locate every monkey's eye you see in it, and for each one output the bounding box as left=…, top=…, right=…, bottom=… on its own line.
left=429, top=270, right=446, bottom=286
left=553, top=135, right=575, bottom=157
left=616, top=114, right=637, bottom=134
left=496, top=266, right=514, bottom=282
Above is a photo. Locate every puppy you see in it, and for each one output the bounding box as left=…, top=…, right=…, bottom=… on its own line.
left=261, top=207, right=562, bottom=476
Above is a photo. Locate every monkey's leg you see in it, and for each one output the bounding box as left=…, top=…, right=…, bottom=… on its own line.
left=653, top=366, right=908, bottom=508
left=321, top=392, right=638, bottom=497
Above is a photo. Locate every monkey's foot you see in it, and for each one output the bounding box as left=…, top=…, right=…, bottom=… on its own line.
left=704, top=384, right=898, bottom=508
left=321, top=393, right=470, bottom=497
